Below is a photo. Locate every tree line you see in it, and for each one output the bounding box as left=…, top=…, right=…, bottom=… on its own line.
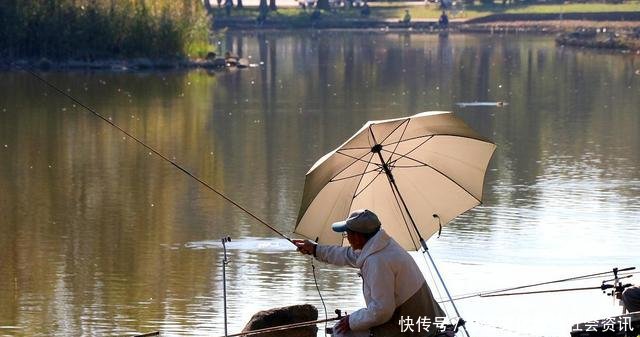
left=0, top=0, right=212, bottom=60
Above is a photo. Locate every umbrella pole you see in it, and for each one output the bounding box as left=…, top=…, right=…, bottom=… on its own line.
left=421, top=239, right=470, bottom=337
left=375, top=150, right=471, bottom=337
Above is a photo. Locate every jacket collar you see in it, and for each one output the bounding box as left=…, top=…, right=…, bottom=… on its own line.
left=355, top=229, right=390, bottom=268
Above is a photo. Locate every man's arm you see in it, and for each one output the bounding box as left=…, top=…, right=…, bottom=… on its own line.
left=293, top=239, right=358, bottom=267
left=348, top=257, right=396, bottom=330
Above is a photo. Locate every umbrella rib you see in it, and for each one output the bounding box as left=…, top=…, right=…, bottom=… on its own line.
left=378, top=118, right=410, bottom=146
left=368, top=125, right=377, bottom=146
left=388, top=136, right=434, bottom=167
left=330, top=168, right=381, bottom=183
left=340, top=146, right=374, bottom=151
left=385, top=118, right=411, bottom=167
left=327, top=151, right=378, bottom=189
left=353, top=169, right=384, bottom=199
left=391, top=164, right=429, bottom=168
left=382, top=134, right=432, bottom=147
left=348, top=153, right=378, bottom=220
left=381, top=149, right=482, bottom=204
left=384, top=133, right=490, bottom=149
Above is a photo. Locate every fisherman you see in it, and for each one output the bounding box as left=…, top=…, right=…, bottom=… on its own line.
left=438, top=10, right=449, bottom=28
left=402, top=9, right=411, bottom=24
left=622, top=285, right=640, bottom=313
left=293, top=209, right=445, bottom=337
left=360, top=2, right=371, bottom=17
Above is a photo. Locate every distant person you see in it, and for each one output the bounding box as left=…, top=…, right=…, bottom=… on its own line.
left=622, top=286, right=640, bottom=313
left=360, top=2, right=370, bottom=17
left=402, top=9, right=411, bottom=23
left=257, top=6, right=268, bottom=24
left=438, top=10, right=449, bottom=28
left=224, top=0, right=233, bottom=16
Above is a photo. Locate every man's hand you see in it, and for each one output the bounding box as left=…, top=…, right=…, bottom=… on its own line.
left=335, top=314, right=350, bottom=334
left=293, top=239, right=317, bottom=256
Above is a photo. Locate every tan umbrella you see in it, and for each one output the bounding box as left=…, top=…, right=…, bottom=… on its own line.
left=294, top=111, right=495, bottom=337
left=294, top=111, right=496, bottom=250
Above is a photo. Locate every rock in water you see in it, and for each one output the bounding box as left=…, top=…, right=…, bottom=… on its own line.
left=242, top=304, right=318, bottom=337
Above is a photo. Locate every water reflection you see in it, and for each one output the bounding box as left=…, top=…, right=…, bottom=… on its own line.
left=1, top=31, right=639, bottom=337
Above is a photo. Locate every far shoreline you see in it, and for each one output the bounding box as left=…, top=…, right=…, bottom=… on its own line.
left=0, top=57, right=257, bottom=72
left=2, top=18, right=639, bottom=72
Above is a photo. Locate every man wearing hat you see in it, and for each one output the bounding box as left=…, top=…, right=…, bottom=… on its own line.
left=294, top=209, right=445, bottom=337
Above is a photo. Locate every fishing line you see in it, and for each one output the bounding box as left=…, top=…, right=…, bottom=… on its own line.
left=22, top=67, right=294, bottom=245
left=311, top=258, right=329, bottom=335
left=479, top=285, right=612, bottom=298
left=439, top=268, right=636, bottom=303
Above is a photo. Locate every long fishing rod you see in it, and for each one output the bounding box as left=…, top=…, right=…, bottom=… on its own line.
left=214, top=315, right=342, bottom=337
left=440, top=267, right=636, bottom=303
left=24, top=68, right=340, bottom=337
left=479, top=282, right=636, bottom=298
left=23, top=67, right=294, bottom=245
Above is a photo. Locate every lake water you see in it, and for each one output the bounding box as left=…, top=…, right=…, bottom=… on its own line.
left=1, top=31, right=639, bottom=337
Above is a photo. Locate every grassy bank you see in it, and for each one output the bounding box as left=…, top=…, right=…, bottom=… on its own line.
left=212, top=0, right=640, bottom=21
left=0, top=0, right=213, bottom=61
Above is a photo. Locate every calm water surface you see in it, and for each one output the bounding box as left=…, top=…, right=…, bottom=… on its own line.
left=1, top=32, right=639, bottom=337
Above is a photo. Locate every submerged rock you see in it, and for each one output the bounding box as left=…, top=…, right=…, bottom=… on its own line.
left=242, top=304, right=318, bottom=337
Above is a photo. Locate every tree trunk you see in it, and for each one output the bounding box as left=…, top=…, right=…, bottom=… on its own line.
left=237, top=0, right=244, bottom=8
left=269, top=0, right=277, bottom=11
left=259, top=0, right=268, bottom=13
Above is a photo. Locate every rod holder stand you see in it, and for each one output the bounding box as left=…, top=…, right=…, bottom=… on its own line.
left=222, top=236, right=231, bottom=337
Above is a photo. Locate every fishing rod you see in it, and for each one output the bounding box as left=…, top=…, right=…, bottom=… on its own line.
left=440, top=267, right=636, bottom=303
left=22, top=67, right=295, bottom=245
left=481, top=285, right=614, bottom=298
left=214, top=315, right=343, bottom=337
left=480, top=281, right=635, bottom=298
left=23, top=67, right=337, bottom=337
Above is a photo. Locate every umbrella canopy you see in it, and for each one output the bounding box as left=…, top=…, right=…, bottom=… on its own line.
left=294, top=111, right=496, bottom=250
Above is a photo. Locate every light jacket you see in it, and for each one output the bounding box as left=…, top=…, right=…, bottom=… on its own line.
left=315, top=229, right=445, bottom=336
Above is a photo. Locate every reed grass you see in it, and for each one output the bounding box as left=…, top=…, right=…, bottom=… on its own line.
left=0, top=0, right=213, bottom=61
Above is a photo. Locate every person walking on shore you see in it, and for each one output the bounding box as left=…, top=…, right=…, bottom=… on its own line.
left=294, top=209, right=445, bottom=337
